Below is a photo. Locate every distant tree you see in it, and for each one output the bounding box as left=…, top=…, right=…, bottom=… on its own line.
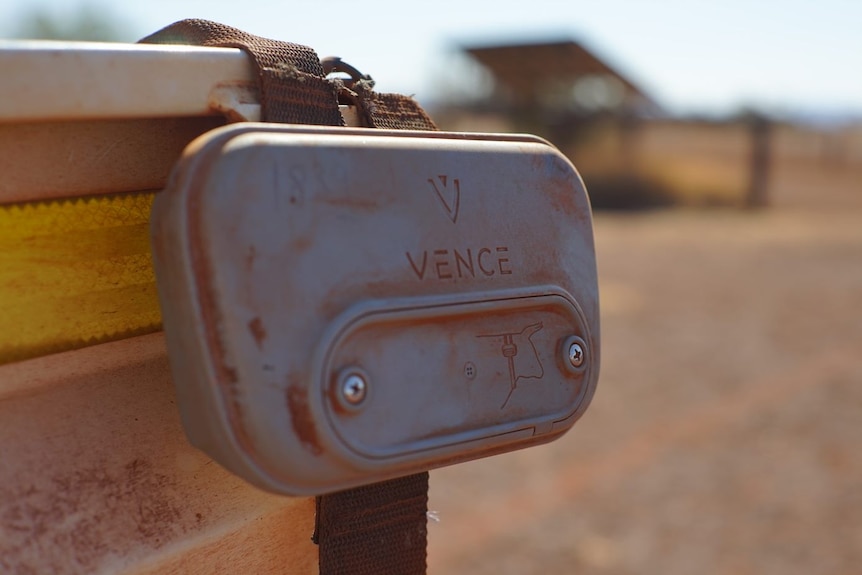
left=9, top=3, right=134, bottom=42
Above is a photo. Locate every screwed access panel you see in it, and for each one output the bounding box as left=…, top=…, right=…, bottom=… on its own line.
left=154, top=124, right=600, bottom=493
left=321, top=293, right=590, bottom=460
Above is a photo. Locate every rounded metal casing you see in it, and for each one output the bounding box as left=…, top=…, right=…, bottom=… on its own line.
left=151, top=124, right=600, bottom=495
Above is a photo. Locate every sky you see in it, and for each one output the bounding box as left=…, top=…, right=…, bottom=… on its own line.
left=2, top=0, right=861, bottom=120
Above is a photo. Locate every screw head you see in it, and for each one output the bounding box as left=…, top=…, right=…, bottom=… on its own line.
left=568, top=342, right=584, bottom=367
left=341, top=373, right=367, bottom=406
left=563, top=336, right=587, bottom=372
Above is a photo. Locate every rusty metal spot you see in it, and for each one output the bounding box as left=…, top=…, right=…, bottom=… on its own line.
left=245, top=244, right=257, bottom=270
left=286, top=383, right=323, bottom=455
left=0, top=458, right=190, bottom=573
left=248, top=317, right=267, bottom=349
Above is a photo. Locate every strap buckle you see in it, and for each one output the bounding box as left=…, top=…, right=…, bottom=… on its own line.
left=321, top=56, right=373, bottom=88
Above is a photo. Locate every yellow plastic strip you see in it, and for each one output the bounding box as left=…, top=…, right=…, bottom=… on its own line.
left=0, top=191, right=161, bottom=365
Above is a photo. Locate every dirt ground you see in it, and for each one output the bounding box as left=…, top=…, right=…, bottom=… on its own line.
left=427, top=203, right=862, bottom=573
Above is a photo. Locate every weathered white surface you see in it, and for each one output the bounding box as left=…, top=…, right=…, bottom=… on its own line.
left=0, top=41, right=253, bottom=122
left=0, top=333, right=317, bottom=574
left=0, top=41, right=360, bottom=127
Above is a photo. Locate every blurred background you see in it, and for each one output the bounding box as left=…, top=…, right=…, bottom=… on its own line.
left=2, top=1, right=860, bottom=573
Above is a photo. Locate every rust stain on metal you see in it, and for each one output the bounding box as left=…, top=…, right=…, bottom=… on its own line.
left=180, top=144, right=257, bottom=462
left=291, top=235, right=313, bottom=253
left=286, top=381, right=323, bottom=455
left=124, top=458, right=184, bottom=540
left=245, top=244, right=257, bottom=270
left=544, top=175, right=581, bottom=217
left=186, top=149, right=239, bottom=386
left=0, top=458, right=192, bottom=573
left=248, top=317, right=267, bottom=349
left=208, top=81, right=260, bottom=123
left=530, top=153, right=593, bottom=233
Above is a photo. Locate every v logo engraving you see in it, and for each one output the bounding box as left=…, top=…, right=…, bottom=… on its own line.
left=428, top=175, right=461, bottom=223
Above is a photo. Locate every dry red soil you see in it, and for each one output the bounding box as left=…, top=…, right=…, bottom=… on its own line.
left=429, top=207, right=862, bottom=574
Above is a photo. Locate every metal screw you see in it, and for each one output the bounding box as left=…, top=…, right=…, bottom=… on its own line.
left=341, top=373, right=367, bottom=406
left=568, top=341, right=585, bottom=368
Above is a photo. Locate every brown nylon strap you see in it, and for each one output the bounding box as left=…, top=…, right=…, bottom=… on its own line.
left=140, top=19, right=434, bottom=575
left=140, top=19, right=343, bottom=126
left=314, top=473, right=430, bottom=573
left=346, top=82, right=438, bottom=131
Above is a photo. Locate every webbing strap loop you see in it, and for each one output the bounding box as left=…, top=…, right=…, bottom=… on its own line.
left=140, top=19, right=344, bottom=126
left=139, top=19, right=434, bottom=575
left=322, top=56, right=373, bottom=88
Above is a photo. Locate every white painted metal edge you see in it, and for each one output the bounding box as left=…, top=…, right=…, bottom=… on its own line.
left=0, top=40, right=358, bottom=125
left=0, top=40, right=254, bottom=121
